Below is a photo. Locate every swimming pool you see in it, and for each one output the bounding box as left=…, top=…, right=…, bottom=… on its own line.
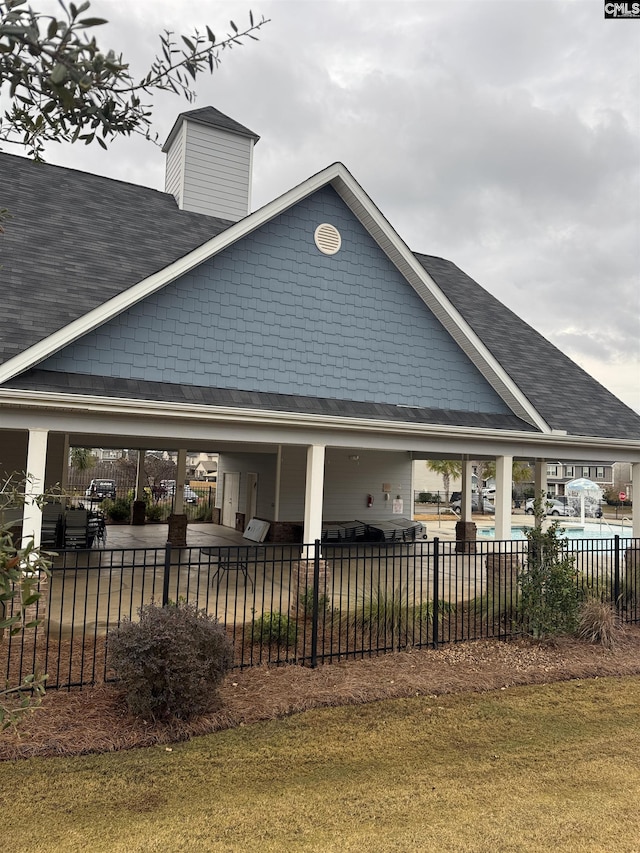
left=477, top=523, right=633, bottom=541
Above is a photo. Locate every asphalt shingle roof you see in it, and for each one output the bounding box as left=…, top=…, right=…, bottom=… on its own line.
left=162, top=106, right=260, bottom=151
left=1, top=151, right=638, bottom=441
left=0, top=152, right=229, bottom=366
left=4, top=369, right=538, bottom=432
left=415, top=253, right=640, bottom=441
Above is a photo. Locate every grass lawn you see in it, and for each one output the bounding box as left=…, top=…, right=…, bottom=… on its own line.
left=5, top=676, right=640, bottom=853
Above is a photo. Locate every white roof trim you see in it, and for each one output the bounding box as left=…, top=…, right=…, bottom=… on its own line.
left=0, top=162, right=551, bottom=432
left=2, top=388, right=638, bottom=456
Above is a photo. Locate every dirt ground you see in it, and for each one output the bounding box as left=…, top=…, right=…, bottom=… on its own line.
left=3, top=627, right=640, bottom=762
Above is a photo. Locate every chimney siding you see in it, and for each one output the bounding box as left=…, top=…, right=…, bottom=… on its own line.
left=164, top=117, right=255, bottom=222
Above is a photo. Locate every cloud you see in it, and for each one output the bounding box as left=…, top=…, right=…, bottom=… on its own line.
left=28, top=0, right=639, bottom=412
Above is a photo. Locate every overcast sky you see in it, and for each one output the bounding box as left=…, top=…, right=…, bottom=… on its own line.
left=28, top=0, right=640, bottom=414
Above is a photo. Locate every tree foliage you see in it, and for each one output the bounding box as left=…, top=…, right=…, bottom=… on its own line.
left=0, top=0, right=269, bottom=159
left=70, top=446, right=95, bottom=471
left=0, top=474, right=54, bottom=729
left=426, top=460, right=462, bottom=502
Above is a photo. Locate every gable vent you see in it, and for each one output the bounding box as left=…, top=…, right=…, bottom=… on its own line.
left=314, top=223, right=342, bottom=255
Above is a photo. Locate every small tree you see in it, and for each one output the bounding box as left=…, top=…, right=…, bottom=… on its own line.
left=518, top=493, right=579, bottom=638
left=426, top=460, right=462, bottom=503
left=70, top=447, right=95, bottom=472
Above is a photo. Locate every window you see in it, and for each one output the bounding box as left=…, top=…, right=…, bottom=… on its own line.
left=547, top=465, right=559, bottom=477
left=565, top=466, right=574, bottom=477
left=596, top=467, right=604, bottom=479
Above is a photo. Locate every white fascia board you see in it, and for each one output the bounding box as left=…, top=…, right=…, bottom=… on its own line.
left=1, top=388, right=638, bottom=458
left=0, top=164, right=346, bottom=386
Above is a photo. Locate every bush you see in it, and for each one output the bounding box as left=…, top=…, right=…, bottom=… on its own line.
left=103, top=497, right=131, bottom=522
left=576, top=599, right=620, bottom=650
left=251, top=611, right=297, bottom=646
left=345, top=585, right=454, bottom=651
left=108, top=602, right=233, bottom=721
left=145, top=503, right=164, bottom=523
left=298, top=586, right=330, bottom=617
left=518, top=495, right=579, bottom=638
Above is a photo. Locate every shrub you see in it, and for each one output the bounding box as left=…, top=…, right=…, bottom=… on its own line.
left=108, top=601, right=233, bottom=721
left=299, top=586, right=330, bottom=617
left=576, top=599, right=620, bottom=650
left=517, top=494, right=579, bottom=638
left=346, top=585, right=453, bottom=651
left=251, top=611, right=297, bottom=646
left=103, top=497, right=131, bottom=522
left=145, top=503, right=163, bottom=523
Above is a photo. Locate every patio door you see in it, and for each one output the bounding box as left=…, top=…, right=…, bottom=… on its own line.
left=222, top=472, right=240, bottom=528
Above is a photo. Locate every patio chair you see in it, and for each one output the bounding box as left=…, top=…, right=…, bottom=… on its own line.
left=41, top=502, right=64, bottom=548
left=88, top=510, right=107, bottom=548
left=63, top=508, right=90, bottom=549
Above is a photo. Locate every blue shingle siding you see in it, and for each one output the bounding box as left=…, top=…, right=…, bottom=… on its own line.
left=40, top=187, right=511, bottom=414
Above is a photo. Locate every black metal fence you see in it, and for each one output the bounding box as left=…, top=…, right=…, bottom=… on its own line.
left=2, top=535, right=639, bottom=691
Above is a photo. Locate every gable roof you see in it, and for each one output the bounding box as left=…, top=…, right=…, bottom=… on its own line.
left=1, top=149, right=639, bottom=443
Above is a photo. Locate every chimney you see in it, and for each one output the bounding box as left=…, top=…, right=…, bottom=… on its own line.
left=162, top=107, right=260, bottom=222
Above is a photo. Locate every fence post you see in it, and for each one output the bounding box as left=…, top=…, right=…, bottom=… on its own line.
left=432, top=537, right=440, bottom=649
left=162, top=541, right=172, bottom=606
left=614, top=535, right=621, bottom=612
left=310, top=539, right=321, bottom=668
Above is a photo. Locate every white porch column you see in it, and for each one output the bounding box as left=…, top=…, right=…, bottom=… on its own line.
left=174, top=448, right=188, bottom=515
left=60, top=434, right=70, bottom=492
left=273, top=445, right=282, bottom=522
left=302, top=445, right=325, bottom=557
left=494, top=455, right=513, bottom=540
left=22, top=428, right=49, bottom=547
left=461, top=458, right=474, bottom=523
left=632, top=463, right=640, bottom=539
left=534, top=459, right=548, bottom=528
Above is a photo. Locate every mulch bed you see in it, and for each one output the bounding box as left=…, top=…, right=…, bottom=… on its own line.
left=3, top=626, right=640, bottom=762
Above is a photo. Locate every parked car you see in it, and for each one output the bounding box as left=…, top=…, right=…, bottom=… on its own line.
left=156, top=482, right=199, bottom=504
left=451, top=495, right=495, bottom=514
left=524, top=498, right=572, bottom=517
left=160, top=479, right=176, bottom=496
left=84, top=479, right=116, bottom=501
left=183, top=485, right=199, bottom=504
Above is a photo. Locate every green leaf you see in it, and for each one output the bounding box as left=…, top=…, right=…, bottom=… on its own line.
left=49, top=63, right=67, bottom=84
left=78, top=17, right=108, bottom=27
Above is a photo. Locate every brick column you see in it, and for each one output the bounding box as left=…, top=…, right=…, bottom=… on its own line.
left=290, top=559, right=331, bottom=616
left=485, top=553, right=521, bottom=612
left=167, top=513, right=188, bottom=547
left=455, top=520, right=477, bottom=553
